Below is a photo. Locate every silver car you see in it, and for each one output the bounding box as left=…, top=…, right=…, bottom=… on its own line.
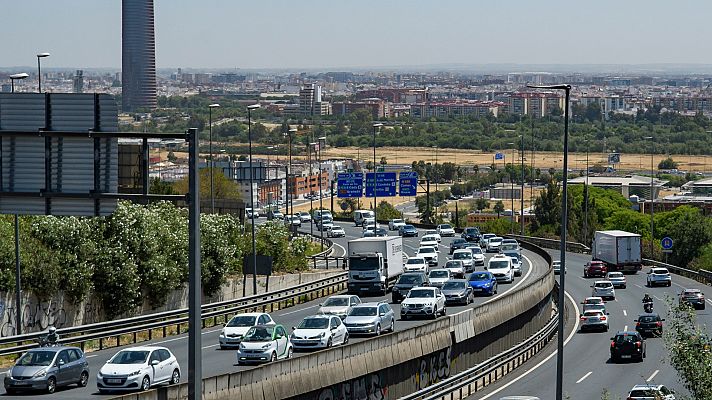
left=591, top=280, right=616, bottom=300
left=318, top=295, right=361, bottom=319
left=343, top=302, right=395, bottom=336
left=4, top=347, right=90, bottom=394
left=579, top=310, right=609, bottom=332
left=606, top=272, right=627, bottom=289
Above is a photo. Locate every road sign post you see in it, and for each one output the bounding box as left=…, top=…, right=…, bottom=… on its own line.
left=661, top=236, right=673, bottom=263
left=399, top=172, right=418, bottom=196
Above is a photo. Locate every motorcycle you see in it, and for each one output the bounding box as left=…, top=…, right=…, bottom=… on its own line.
left=643, top=301, right=654, bottom=313
left=37, top=334, right=60, bottom=347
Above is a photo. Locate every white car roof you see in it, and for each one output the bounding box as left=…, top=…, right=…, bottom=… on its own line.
left=594, top=280, right=613, bottom=284
left=119, top=346, right=169, bottom=352
left=328, top=295, right=355, bottom=299
left=652, top=267, right=669, bottom=272
left=232, top=312, right=266, bottom=317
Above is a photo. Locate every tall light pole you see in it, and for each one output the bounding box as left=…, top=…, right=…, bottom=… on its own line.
left=583, top=135, right=590, bottom=245
left=284, top=128, right=297, bottom=219
left=520, top=134, right=525, bottom=235
left=208, top=103, right=220, bottom=214
left=531, top=117, right=536, bottom=202
left=508, top=142, right=515, bottom=233
left=372, top=123, right=383, bottom=222
left=644, top=136, right=654, bottom=257
left=318, top=136, right=327, bottom=252
left=432, top=144, right=439, bottom=191
left=247, top=104, right=260, bottom=296
left=309, top=142, right=316, bottom=237
left=36, top=53, right=50, bottom=93
left=528, top=83, right=571, bottom=400
left=9, top=73, right=29, bottom=93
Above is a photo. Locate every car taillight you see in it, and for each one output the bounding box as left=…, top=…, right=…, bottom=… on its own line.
left=636, top=322, right=640, bottom=327
left=611, top=341, right=615, bottom=348
left=636, top=341, right=641, bottom=348
left=580, top=316, right=587, bottom=321
left=600, top=316, right=607, bottom=321
left=657, top=321, right=662, bottom=327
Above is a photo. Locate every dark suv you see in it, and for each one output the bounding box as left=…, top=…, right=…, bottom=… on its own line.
left=634, top=313, right=664, bottom=337
left=449, top=238, right=469, bottom=254
left=391, top=272, right=428, bottom=303
left=584, top=260, right=608, bottom=278
left=461, top=227, right=481, bottom=242
left=610, top=331, right=646, bottom=362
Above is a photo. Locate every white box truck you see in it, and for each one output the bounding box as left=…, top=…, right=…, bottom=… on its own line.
left=591, top=230, right=642, bottom=273
left=347, top=236, right=404, bottom=295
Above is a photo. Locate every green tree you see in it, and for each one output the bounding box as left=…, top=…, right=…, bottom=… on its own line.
left=476, top=197, right=489, bottom=212
left=149, top=178, right=176, bottom=195
left=658, top=157, right=679, bottom=170
left=533, top=180, right=561, bottom=231
left=376, top=201, right=402, bottom=221
left=664, top=206, right=712, bottom=267
left=174, top=168, right=242, bottom=201
left=493, top=200, right=505, bottom=216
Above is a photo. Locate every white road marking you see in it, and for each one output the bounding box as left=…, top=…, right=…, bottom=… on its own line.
left=279, top=304, right=319, bottom=316
left=86, top=355, right=98, bottom=358
left=624, top=325, right=628, bottom=331
left=647, top=369, right=659, bottom=382
left=202, top=344, right=220, bottom=350
left=707, top=299, right=712, bottom=306
left=479, top=290, right=580, bottom=400
left=654, top=296, right=663, bottom=301
left=635, top=284, right=644, bottom=289
left=576, top=371, right=593, bottom=384
left=623, top=309, right=627, bottom=316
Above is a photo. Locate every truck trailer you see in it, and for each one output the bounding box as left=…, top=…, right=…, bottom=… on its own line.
left=347, top=237, right=404, bottom=295
left=591, top=230, right=642, bottom=273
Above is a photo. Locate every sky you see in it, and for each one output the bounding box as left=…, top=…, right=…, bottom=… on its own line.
left=2, top=0, right=711, bottom=70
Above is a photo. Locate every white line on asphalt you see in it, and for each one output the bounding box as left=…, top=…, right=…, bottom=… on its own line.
left=576, top=371, right=593, bottom=384
left=279, top=304, right=319, bottom=316
left=86, top=355, right=97, bottom=358
left=647, top=370, right=659, bottom=382
left=623, top=309, right=627, bottom=316
left=654, top=296, right=663, bottom=301
left=479, top=290, right=580, bottom=400
left=635, top=284, right=644, bottom=289
left=624, top=325, right=628, bottom=331
left=707, top=299, right=712, bottom=306
left=202, top=344, right=220, bottom=350
left=332, top=242, right=346, bottom=257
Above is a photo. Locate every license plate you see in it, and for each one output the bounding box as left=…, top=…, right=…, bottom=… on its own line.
left=107, top=379, right=122, bottom=384
left=473, top=288, right=482, bottom=292
left=621, top=355, right=631, bottom=359
left=360, top=287, right=369, bottom=291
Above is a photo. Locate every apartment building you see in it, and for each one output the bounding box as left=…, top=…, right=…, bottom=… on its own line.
left=409, top=101, right=503, bottom=119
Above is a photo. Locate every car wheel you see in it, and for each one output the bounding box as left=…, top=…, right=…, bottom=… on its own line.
left=441, top=306, right=447, bottom=316
left=702, top=304, right=706, bottom=310
left=170, top=369, right=180, bottom=385
left=327, top=337, right=333, bottom=348
left=343, top=333, right=349, bottom=345
left=622, top=285, right=626, bottom=289
left=47, top=376, right=56, bottom=394
left=402, top=314, right=409, bottom=321
left=468, top=293, right=474, bottom=304
left=389, top=319, right=395, bottom=332
left=431, top=307, right=438, bottom=319
left=141, top=376, right=151, bottom=391
left=375, top=323, right=382, bottom=336
left=287, top=346, right=293, bottom=359
left=611, top=355, right=618, bottom=363
left=6, top=389, right=17, bottom=395
left=668, top=282, right=672, bottom=287
left=79, top=371, right=89, bottom=387
left=494, top=285, right=498, bottom=295
left=270, top=352, right=277, bottom=363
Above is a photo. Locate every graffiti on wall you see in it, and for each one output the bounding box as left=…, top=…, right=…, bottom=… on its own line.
left=413, top=346, right=455, bottom=391
left=0, top=300, right=68, bottom=337
left=316, top=372, right=388, bottom=400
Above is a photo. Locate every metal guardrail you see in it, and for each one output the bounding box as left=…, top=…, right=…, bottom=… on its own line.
left=507, top=234, right=591, bottom=254
left=400, top=312, right=559, bottom=400
left=0, top=272, right=347, bottom=357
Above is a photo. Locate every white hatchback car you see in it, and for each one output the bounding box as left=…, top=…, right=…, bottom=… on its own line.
left=427, top=269, right=452, bottom=288
left=97, top=346, right=180, bottom=394
left=218, top=312, right=275, bottom=349
left=318, top=295, right=361, bottom=319
left=436, top=224, right=456, bottom=237
left=417, top=246, right=439, bottom=266
left=290, top=315, right=349, bottom=350
left=451, top=249, right=475, bottom=272
left=591, top=280, right=616, bottom=300
left=424, top=230, right=442, bottom=242
left=647, top=267, right=672, bottom=287
left=236, top=325, right=293, bottom=365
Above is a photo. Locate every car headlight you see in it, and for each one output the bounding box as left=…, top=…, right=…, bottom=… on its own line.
left=97, top=371, right=103, bottom=379
left=128, top=370, right=142, bottom=377
left=402, top=304, right=409, bottom=308
left=261, top=343, right=271, bottom=349
left=32, top=369, right=47, bottom=378
left=239, top=343, right=245, bottom=349
left=5, top=369, right=12, bottom=378
left=220, top=329, right=225, bottom=337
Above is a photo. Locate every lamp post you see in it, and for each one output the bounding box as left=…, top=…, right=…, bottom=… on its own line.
left=528, top=83, right=571, bottom=400
left=520, top=134, right=525, bottom=235
left=508, top=142, right=515, bottom=233
left=318, top=136, right=327, bottom=252
left=208, top=103, right=220, bottom=214
left=644, top=136, right=654, bottom=257
left=36, top=53, right=50, bottom=93
left=372, top=123, right=383, bottom=223
left=309, top=142, right=316, bottom=237
left=247, top=104, right=260, bottom=296
left=9, top=73, right=29, bottom=93
left=284, top=128, right=297, bottom=219
left=432, top=144, right=439, bottom=191
left=583, top=136, right=590, bottom=245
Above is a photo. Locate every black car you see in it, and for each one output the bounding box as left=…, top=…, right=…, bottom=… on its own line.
left=461, top=227, right=481, bottom=242
left=449, top=238, right=469, bottom=254
left=399, top=225, right=419, bottom=237
left=391, top=272, right=428, bottom=303
left=634, top=313, right=664, bottom=337
left=610, top=331, right=646, bottom=362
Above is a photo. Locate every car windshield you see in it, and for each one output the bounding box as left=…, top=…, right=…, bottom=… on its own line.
left=109, top=350, right=149, bottom=364
left=653, top=269, right=669, bottom=274
left=397, top=275, right=422, bottom=284
left=404, top=225, right=415, bottom=230
left=608, top=273, right=623, bottom=278
left=323, top=298, right=349, bottom=307
left=419, top=248, right=435, bottom=254
left=638, top=315, right=659, bottom=323
left=504, top=251, right=518, bottom=259
left=393, top=219, right=403, bottom=224
left=242, top=326, right=274, bottom=342
left=490, top=238, right=502, bottom=243
left=583, top=311, right=602, bottom=317
left=426, top=230, right=437, bottom=235
left=489, top=261, right=509, bottom=269
left=615, top=335, right=637, bottom=344
left=469, top=247, right=482, bottom=254
left=445, top=261, right=462, bottom=269
left=350, top=307, right=377, bottom=317
left=298, top=318, right=329, bottom=329
left=452, top=239, right=466, bottom=245
left=226, top=315, right=257, bottom=327
left=422, top=237, right=437, bottom=242
left=440, top=224, right=452, bottom=229
left=470, top=272, right=490, bottom=281
left=585, top=298, right=603, bottom=304
left=501, top=244, right=518, bottom=251
left=429, top=271, right=449, bottom=278
left=407, top=258, right=425, bottom=265
left=454, top=252, right=471, bottom=259
left=409, top=289, right=434, bottom=298
left=442, top=281, right=466, bottom=290
left=465, top=228, right=479, bottom=234
left=629, top=390, right=661, bottom=397
left=595, top=283, right=612, bottom=288
left=16, top=351, right=55, bottom=367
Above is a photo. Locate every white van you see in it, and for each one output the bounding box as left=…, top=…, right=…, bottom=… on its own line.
left=354, top=210, right=375, bottom=226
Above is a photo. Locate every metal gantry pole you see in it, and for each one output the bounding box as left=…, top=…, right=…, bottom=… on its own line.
left=318, top=141, right=324, bottom=252
left=14, top=214, right=21, bottom=335
left=248, top=107, right=258, bottom=295
left=520, top=134, right=525, bottom=235
left=373, top=126, right=378, bottom=223
left=584, top=137, right=589, bottom=245
left=209, top=107, right=214, bottom=213
left=309, top=144, right=314, bottom=237
left=187, top=127, right=202, bottom=400
left=650, top=141, right=655, bottom=256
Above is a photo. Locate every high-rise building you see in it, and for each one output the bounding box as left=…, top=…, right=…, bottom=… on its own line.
left=298, top=84, right=330, bottom=116
left=122, top=0, right=157, bottom=112
left=73, top=70, right=84, bottom=93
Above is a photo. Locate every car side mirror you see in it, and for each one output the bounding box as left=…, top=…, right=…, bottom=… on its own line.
left=610, top=337, right=615, bottom=340
left=318, top=303, right=322, bottom=307
left=634, top=319, right=638, bottom=322
left=606, top=312, right=610, bottom=315
left=590, top=285, right=594, bottom=288
left=150, top=359, right=160, bottom=366
left=661, top=318, right=666, bottom=321
left=291, top=326, right=296, bottom=331
left=58, top=359, right=65, bottom=367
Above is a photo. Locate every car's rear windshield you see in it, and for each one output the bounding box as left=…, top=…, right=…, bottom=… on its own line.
left=470, top=272, right=490, bottom=281
left=442, top=281, right=466, bottom=290
left=323, top=298, right=349, bottom=307
left=397, top=275, right=422, bottom=284
left=445, top=261, right=462, bottom=268
left=454, top=252, right=471, bottom=259
left=407, top=258, right=425, bottom=264
left=429, top=270, right=449, bottom=278
left=350, top=307, right=377, bottom=317
left=595, top=282, right=612, bottom=288
left=227, top=315, right=257, bottom=327
left=638, top=315, right=659, bottom=323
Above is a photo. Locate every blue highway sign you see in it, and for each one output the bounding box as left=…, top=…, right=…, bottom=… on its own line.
left=337, top=172, right=364, bottom=198
left=399, top=171, right=418, bottom=196
left=365, top=172, right=397, bottom=197
left=661, top=236, right=673, bottom=250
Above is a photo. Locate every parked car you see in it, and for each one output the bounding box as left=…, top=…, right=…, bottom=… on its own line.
left=451, top=249, right=475, bottom=272
left=605, top=271, right=626, bottom=289
left=679, top=288, right=706, bottom=310
left=626, top=384, right=676, bottom=399
left=487, top=254, right=514, bottom=283
left=579, top=310, right=609, bottom=332
left=449, top=238, right=469, bottom=254
left=441, top=279, right=474, bottom=305
left=443, top=260, right=466, bottom=279
left=400, top=287, right=447, bottom=320
left=219, top=312, right=275, bottom=349
left=4, top=346, right=89, bottom=395
left=480, top=233, right=496, bottom=248
left=468, top=271, right=498, bottom=296
left=417, top=246, right=439, bottom=266
left=647, top=267, right=672, bottom=287
left=581, top=297, right=607, bottom=313
left=318, top=295, right=362, bottom=319
left=399, top=224, right=419, bottom=237
left=97, top=346, right=180, bottom=393
left=236, top=325, right=293, bottom=365
left=343, top=302, right=395, bottom=336
left=392, top=272, right=428, bottom=303
left=486, top=236, right=504, bottom=252
left=610, top=331, right=646, bottom=362
left=290, top=315, right=348, bottom=350
left=388, top=219, right=406, bottom=231
left=427, top=268, right=452, bottom=288
left=634, top=313, right=665, bottom=337
left=591, top=280, right=616, bottom=300
left=436, top=224, right=456, bottom=237
left=552, top=260, right=566, bottom=274
left=327, top=225, right=346, bottom=238
left=404, top=256, right=428, bottom=273
left=461, top=227, right=481, bottom=242
left=584, top=260, right=607, bottom=278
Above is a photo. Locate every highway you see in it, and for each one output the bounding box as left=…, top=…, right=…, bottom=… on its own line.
left=2, top=221, right=548, bottom=399
left=476, top=250, right=712, bottom=400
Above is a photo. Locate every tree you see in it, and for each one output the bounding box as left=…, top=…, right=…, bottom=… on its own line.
left=493, top=201, right=505, bottom=216
left=376, top=201, right=401, bottom=221
left=658, top=157, right=679, bottom=170
left=173, top=168, right=242, bottom=201
left=380, top=156, right=388, bottom=165
left=167, top=151, right=177, bottom=162
left=149, top=178, right=176, bottom=195
left=476, top=197, right=489, bottom=212
left=533, top=180, right=561, bottom=231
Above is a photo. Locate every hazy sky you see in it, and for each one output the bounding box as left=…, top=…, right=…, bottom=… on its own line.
left=2, top=0, right=710, bottom=69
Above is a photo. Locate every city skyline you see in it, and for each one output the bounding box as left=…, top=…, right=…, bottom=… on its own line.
left=2, top=0, right=711, bottom=70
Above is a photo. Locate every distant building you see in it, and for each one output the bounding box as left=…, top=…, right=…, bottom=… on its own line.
left=332, top=98, right=389, bottom=119
left=299, top=84, right=330, bottom=116
left=505, top=92, right=564, bottom=117
left=122, top=0, right=157, bottom=112
left=568, top=175, right=667, bottom=200
left=409, top=101, right=504, bottom=119
left=355, top=88, right=429, bottom=104
left=73, top=70, right=84, bottom=93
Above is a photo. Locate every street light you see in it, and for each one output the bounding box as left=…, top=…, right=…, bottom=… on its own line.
left=528, top=83, right=571, bottom=400
left=372, top=123, right=383, bottom=223
left=208, top=103, right=220, bottom=214
left=520, top=134, right=525, bottom=235
left=36, top=53, right=50, bottom=93
left=644, top=136, right=654, bottom=257
left=432, top=144, right=439, bottom=191
left=507, top=142, right=515, bottom=233
left=247, top=103, right=260, bottom=296
left=9, top=73, right=29, bottom=93
left=318, top=136, right=327, bottom=252
left=583, top=135, right=590, bottom=245
left=309, top=142, right=316, bottom=237
left=284, top=128, right=297, bottom=220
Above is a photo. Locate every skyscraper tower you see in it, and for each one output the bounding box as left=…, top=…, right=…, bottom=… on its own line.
left=122, top=0, right=157, bottom=112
